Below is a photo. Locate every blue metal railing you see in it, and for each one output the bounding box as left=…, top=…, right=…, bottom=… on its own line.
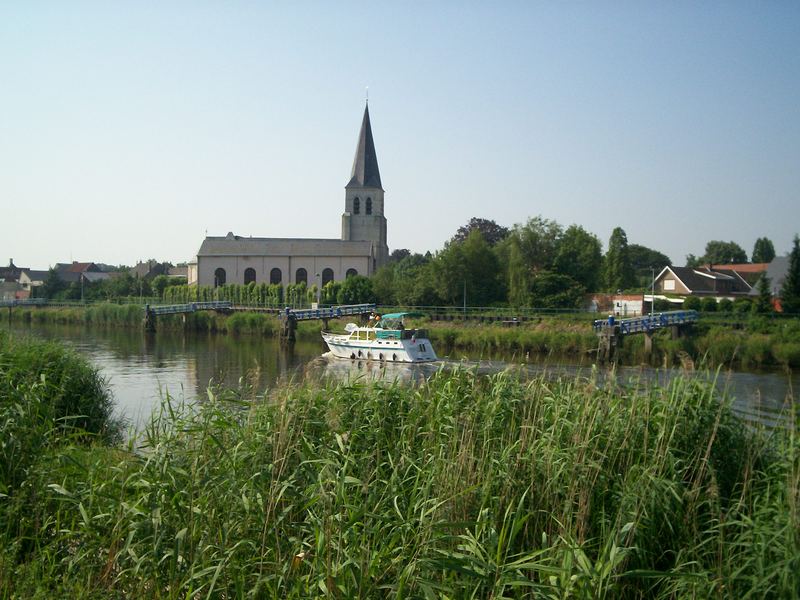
left=593, top=310, right=699, bottom=335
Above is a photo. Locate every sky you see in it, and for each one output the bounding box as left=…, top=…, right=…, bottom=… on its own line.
left=2, top=1, right=799, bottom=270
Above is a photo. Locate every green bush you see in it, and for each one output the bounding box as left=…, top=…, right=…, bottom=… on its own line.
left=701, top=297, right=718, bottom=312
left=683, top=296, right=702, bottom=310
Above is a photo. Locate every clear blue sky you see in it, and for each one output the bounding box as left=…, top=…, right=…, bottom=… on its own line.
left=2, top=1, right=798, bottom=269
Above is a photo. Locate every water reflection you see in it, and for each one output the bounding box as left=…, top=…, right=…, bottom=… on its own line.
left=8, top=322, right=798, bottom=431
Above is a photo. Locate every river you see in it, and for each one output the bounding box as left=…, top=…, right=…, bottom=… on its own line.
left=9, top=322, right=798, bottom=431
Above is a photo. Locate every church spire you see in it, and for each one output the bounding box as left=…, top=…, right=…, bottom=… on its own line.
left=346, top=103, right=383, bottom=190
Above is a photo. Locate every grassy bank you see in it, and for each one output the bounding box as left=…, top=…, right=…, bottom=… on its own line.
left=1, top=338, right=798, bottom=597
left=9, top=305, right=800, bottom=368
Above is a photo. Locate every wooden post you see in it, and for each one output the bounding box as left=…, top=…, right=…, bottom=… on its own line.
left=143, top=305, right=157, bottom=333
left=644, top=332, right=653, bottom=356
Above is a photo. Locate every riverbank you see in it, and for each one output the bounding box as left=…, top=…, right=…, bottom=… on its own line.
left=7, top=304, right=800, bottom=369
left=1, top=333, right=797, bottom=598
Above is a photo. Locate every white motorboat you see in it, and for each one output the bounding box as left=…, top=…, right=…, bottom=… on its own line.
left=321, top=312, right=438, bottom=363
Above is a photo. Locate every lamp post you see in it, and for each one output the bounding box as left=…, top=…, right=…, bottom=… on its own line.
left=315, top=273, right=321, bottom=307
left=650, top=267, right=655, bottom=316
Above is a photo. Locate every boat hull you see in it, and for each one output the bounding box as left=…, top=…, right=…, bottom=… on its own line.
left=322, top=332, right=438, bottom=363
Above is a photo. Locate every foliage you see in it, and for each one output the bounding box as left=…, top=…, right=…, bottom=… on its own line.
left=335, top=275, right=376, bottom=305
left=628, top=243, right=672, bottom=271
left=530, top=271, right=586, bottom=309
left=388, top=248, right=411, bottom=263
left=450, top=217, right=510, bottom=246
left=603, top=227, right=635, bottom=291
left=689, top=240, right=748, bottom=266
left=1, top=367, right=796, bottom=598
left=751, top=237, right=776, bottom=263
left=683, top=296, right=702, bottom=310
left=553, top=224, right=603, bottom=291
left=40, top=267, right=67, bottom=299
left=780, top=234, right=800, bottom=313
left=701, top=296, right=718, bottom=312
left=164, top=283, right=285, bottom=306
left=433, top=230, right=503, bottom=306
left=718, top=298, right=733, bottom=312
left=752, top=275, right=774, bottom=313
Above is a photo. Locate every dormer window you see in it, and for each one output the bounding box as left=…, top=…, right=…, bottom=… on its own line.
left=366, top=197, right=372, bottom=215
left=353, top=197, right=360, bottom=214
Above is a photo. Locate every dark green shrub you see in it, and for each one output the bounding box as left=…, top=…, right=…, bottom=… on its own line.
left=683, top=296, right=702, bottom=310
left=701, top=297, right=718, bottom=312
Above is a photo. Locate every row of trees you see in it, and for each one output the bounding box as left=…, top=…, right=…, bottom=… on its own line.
left=37, top=270, right=186, bottom=302
left=370, top=217, right=672, bottom=309
left=686, top=237, right=776, bottom=267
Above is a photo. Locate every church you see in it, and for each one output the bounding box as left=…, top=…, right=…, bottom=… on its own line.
left=187, top=104, right=389, bottom=288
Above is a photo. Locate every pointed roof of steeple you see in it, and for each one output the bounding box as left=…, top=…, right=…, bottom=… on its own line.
left=346, top=104, right=383, bottom=190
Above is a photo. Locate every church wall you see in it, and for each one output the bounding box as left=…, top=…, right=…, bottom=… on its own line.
left=196, top=254, right=371, bottom=287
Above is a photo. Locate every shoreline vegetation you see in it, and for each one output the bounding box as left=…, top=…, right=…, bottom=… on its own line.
left=1, top=332, right=798, bottom=597
left=7, top=303, right=800, bottom=370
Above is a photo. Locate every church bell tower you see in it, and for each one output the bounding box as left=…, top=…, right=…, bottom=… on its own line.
left=341, top=104, right=389, bottom=269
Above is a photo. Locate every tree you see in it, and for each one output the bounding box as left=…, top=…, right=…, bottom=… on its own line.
left=451, top=218, right=509, bottom=246
left=603, top=227, right=635, bottom=291
left=751, top=237, right=776, bottom=264
left=336, top=275, right=376, bottom=305
left=700, top=240, right=748, bottom=265
left=628, top=244, right=671, bottom=272
left=388, top=248, right=411, bottom=264
left=40, top=268, right=66, bottom=299
left=780, top=235, right=800, bottom=313
left=553, top=225, right=603, bottom=291
left=752, top=275, right=774, bottom=314
left=529, top=272, right=585, bottom=309
left=433, top=230, right=502, bottom=306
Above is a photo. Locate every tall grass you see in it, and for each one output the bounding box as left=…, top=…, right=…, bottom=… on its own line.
left=1, top=361, right=796, bottom=598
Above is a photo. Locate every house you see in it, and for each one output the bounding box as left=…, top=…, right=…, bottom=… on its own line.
left=132, top=260, right=169, bottom=280
left=54, top=262, right=102, bottom=283
left=709, top=263, right=769, bottom=286
left=19, top=269, right=49, bottom=292
left=654, top=265, right=753, bottom=298
left=0, top=259, right=28, bottom=283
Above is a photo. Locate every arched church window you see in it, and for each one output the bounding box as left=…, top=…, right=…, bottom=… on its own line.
left=270, top=268, right=282, bottom=285
left=353, top=197, right=360, bottom=214
left=346, top=268, right=358, bottom=278
left=366, top=197, right=372, bottom=215
left=244, top=268, right=256, bottom=284
left=295, top=268, right=307, bottom=285
left=322, top=268, right=334, bottom=286
left=214, top=268, right=226, bottom=288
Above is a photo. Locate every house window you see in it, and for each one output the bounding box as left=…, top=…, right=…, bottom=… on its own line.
left=322, top=268, right=334, bottom=286
left=663, top=279, right=675, bottom=291
left=295, top=268, right=307, bottom=285
left=270, top=268, right=282, bottom=285
left=366, top=197, right=372, bottom=215
left=346, top=268, right=358, bottom=278
left=353, top=197, right=360, bottom=214
left=214, top=268, right=226, bottom=287
left=244, top=268, right=256, bottom=284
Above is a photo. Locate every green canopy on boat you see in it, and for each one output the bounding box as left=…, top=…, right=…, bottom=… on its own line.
left=378, top=312, right=425, bottom=320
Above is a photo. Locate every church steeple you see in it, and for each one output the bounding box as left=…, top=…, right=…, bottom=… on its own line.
left=346, top=104, right=383, bottom=190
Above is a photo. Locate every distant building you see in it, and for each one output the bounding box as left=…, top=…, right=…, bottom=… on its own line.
left=54, top=262, right=102, bottom=283
left=0, top=259, right=27, bottom=283
left=654, top=265, right=753, bottom=298
left=188, top=104, right=389, bottom=287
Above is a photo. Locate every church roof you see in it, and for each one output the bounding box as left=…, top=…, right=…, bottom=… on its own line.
left=346, top=104, right=383, bottom=190
left=198, top=234, right=374, bottom=258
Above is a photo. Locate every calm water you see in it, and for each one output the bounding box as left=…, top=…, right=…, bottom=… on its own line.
left=8, top=323, right=798, bottom=431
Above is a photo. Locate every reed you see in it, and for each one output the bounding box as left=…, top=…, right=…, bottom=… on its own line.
left=1, top=357, right=796, bottom=598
